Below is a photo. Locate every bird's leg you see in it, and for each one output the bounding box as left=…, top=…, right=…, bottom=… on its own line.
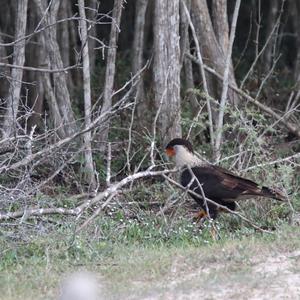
left=193, top=209, right=208, bottom=223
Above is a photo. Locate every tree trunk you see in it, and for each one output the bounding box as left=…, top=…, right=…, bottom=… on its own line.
left=191, top=0, right=240, bottom=106
left=132, top=0, right=148, bottom=124
left=2, top=0, right=28, bottom=138
left=180, top=0, right=198, bottom=112
left=98, top=0, right=123, bottom=151
left=153, top=0, right=181, bottom=145
left=87, top=0, right=98, bottom=75
left=78, top=0, right=97, bottom=191
left=38, top=31, right=67, bottom=138
left=212, top=0, right=229, bottom=54
left=290, top=0, right=300, bottom=84
left=33, top=0, right=77, bottom=137
left=58, top=0, right=71, bottom=69
left=0, top=34, right=9, bottom=101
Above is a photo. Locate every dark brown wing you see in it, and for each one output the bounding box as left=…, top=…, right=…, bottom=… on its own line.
left=181, top=165, right=273, bottom=201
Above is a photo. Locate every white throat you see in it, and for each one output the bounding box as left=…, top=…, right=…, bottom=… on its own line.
left=174, top=145, right=204, bottom=168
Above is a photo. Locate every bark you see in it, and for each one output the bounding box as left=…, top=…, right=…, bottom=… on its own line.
left=98, top=0, right=123, bottom=151
left=68, top=2, right=82, bottom=90
left=58, top=1, right=71, bottom=69
left=39, top=32, right=67, bottom=138
left=212, top=0, right=229, bottom=54
left=87, top=0, right=98, bottom=74
left=179, top=0, right=191, bottom=64
left=78, top=0, right=97, bottom=190
left=153, top=0, right=182, bottom=144
left=191, top=0, right=240, bottom=106
left=2, top=0, right=28, bottom=138
left=132, top=0, right=148, bottom=123
left=33, top=0, right=77, bottom=137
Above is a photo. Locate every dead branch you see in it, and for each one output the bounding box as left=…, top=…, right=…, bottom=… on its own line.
left=0, top=62, right=80, bottom=73
left=244, top=152, right=300, bottom=171
left=0, top=168, right=175, bottom=221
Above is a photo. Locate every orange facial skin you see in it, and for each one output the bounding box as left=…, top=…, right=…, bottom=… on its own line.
left=165, top=147, right=176, bottom=157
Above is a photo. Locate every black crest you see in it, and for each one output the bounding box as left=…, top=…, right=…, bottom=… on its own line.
left=165, top=138, right=194, bottom=153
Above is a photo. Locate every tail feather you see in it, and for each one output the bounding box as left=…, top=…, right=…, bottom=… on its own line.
left=261, top=186, right=287, bottom=201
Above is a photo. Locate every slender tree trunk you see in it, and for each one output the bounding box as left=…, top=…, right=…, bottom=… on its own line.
left=2, top=0, right=28, bottom=138
left=132, top=0, right=148, bottom=123
left=180, top=0, right=198, bottom=112
left=87, top=0, right=98, bottom=75
left=0, top=34, right=9, bottom=101
left=26, top=3, right=43, bottom=129
left=153, top=0, right=181, bottom=144
left=214, top=0, right=241, bottom=161
left=262, top=0, right=279, bottom=74
left=191, top=0, right=240, bottom=106
left=290, top=0, right=300, bottom=84
left=78, top=0, right=97, bottom=191
left=99, top=0, right=123, bottom=151
left=212, top=0, right=229, bottom=54
left=38, top=32, right=67, bottom=138
left=58, top=0, right=71, bottom=69
left=33, top=0, right=77, bottom=137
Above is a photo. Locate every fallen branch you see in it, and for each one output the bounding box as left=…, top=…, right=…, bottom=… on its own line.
left=0, top=168, right=175, bottom=221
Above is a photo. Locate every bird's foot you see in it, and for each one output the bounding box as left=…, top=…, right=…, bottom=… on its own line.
left=193, top=209, right=210, bottom=223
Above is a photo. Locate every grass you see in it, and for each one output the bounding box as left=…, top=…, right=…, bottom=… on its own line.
left=1, top=200, right=300, bottom=300
left=1, top=170, right=299, bottom=299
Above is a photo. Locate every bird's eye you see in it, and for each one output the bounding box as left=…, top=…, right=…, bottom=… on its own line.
left=165, top=147, right=176, bottom=157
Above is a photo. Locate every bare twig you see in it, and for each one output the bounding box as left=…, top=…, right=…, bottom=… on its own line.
left=75, top=192, right=118, bottom=233
left=244, top=152, right=300, bottom=171
left=106, top=142, right=112, bottom=187
left=240, top=0, right=286, bottom=89
left=0, top=62, right=80, bottom=73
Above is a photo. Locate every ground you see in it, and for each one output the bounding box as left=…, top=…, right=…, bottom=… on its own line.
left=145, top=249, right=300, bottom=300
left=1, top=225, right=300, bottom=300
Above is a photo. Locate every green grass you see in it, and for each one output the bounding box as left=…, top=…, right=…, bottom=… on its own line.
left=1, top=204, right=300, bottom=300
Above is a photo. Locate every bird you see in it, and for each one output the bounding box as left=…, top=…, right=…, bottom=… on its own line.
left=165, top=138, right=286, bottom=220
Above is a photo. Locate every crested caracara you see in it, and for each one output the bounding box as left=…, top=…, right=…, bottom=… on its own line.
left=165, top=138, right=286, bottom=219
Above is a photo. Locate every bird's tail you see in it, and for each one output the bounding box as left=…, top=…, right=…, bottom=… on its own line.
left=261, top=186, right=287, bottom=201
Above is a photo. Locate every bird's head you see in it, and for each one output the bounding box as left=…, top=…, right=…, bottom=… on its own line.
left=165, top=138, right=194, bottom=157
left=165, top=138, right=197, bottom=167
